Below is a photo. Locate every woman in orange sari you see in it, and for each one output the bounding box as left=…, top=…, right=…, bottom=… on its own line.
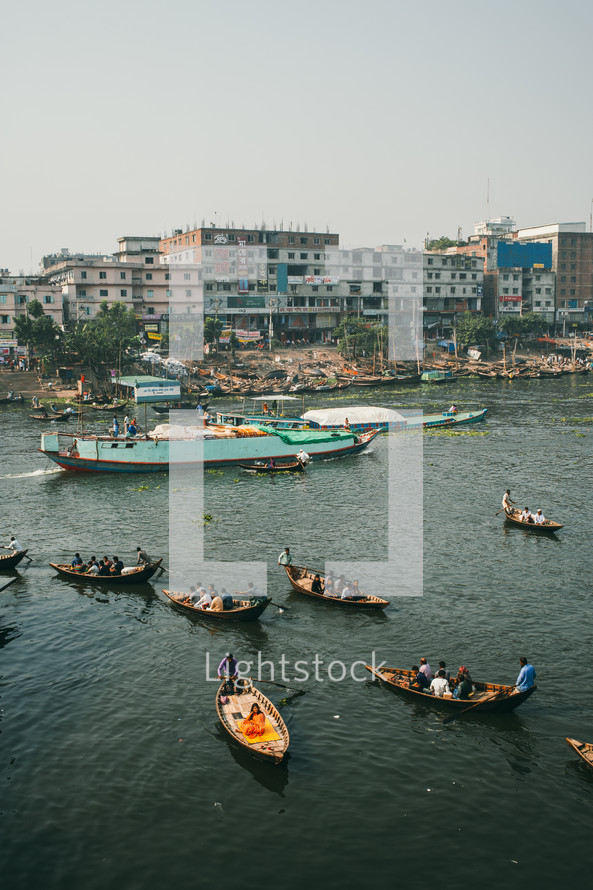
left=240, top=703, right=266, bottom=737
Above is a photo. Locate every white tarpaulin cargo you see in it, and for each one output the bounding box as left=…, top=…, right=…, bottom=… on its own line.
left=302, top=406, right=407, bottom=426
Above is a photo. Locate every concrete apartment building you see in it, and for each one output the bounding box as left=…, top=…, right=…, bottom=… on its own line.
left=421, top=253, right=484, bottom=334
left=41, top=237, right=170, bottom=336
left=0, top=271, right=63, bottom=349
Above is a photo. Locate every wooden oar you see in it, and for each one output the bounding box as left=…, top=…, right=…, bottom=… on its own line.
left=442, top=689, right=507, bottom=725
left=270, top=600, right=287, bottom=612
left=252, top=676, right=305, bottom=694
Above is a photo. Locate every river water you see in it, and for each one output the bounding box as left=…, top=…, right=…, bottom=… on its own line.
left=1, top=375, right=593, bottom=889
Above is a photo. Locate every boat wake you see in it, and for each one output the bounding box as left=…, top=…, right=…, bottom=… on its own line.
left=0, top=467, right=63, bottom=479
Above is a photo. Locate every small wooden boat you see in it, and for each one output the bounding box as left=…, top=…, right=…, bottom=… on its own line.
left=0, top=394, right=24, bottom=405
left=240, top=460, right=305, bottom=474
left=216, top=679, right=290, bottom=763
left=30, top=411, right=71, bottom=421
left=49, top=559, right=163, bottom=583
left=89, top=401, right=129, bottom=412
left=0, top=549, right=29, bottom=570
left=162, top=588, right=272, bottom=621
left=565, top=737, right=593, bottom=771
left=283, top=564, right=389, bottom=609
left=365, top=665, right=537, bottom=713
left=503, top=507, right=563, bottom=533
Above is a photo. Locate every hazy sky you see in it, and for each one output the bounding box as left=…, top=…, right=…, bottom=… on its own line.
left=2, top=0, right=592, bottom=272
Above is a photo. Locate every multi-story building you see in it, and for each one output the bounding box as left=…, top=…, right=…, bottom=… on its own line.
left=41, top=237, right=170, bottom=336
left=0, top=270, right=63, bottom=348
left=512, top=223, right=593, bottom=322
left=421, top=253, right=484, bottom=334
left=494, top=241, right=554, bottom=321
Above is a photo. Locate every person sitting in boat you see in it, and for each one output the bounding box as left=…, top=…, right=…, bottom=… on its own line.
left=267, top=458, right=276, bottom=469
left=68, top=439, right=79, bottom=457
left=515, top=656, right=536, bottom=693
left=245, top=581, right=259, bottom=597
left=2, top=535, right=22, bottom=552
left=209, top=594, right=224, bottom=612
left=71, top=552, right=84, bottom=570
left=97, top=557, right=111, bottom=576
left=240, top=703, right=266, bottom=738
left=86, top=556, right=100, bottom=575
left=521, top=507, right=534, bottom=524
left=324, top=575, right=334, bottom=597
left=341, top=583, right=356, bottom=600
left=126, top=420, right=137, bottom=437
left=220, top=588, right=234, bottom=610
left=430, top=669, right=451, bottom=698
left=311, top=574, right=323, bottom=594
left=453, top=667, right=473, bottom=699
left=344, top=417, right=351, bottom=430
left=110, top=556, right=124, bottom=576
left=218, top=653, right=239, bottom=694
left=409, top=665, right=430, bottom=693
left=437, top=661, right=451, bottom=681
left=449, top=404, right=458, bottom=415
left=534, top=509, right=545, bottom=525
left=195, top=590, right=212, bottom=609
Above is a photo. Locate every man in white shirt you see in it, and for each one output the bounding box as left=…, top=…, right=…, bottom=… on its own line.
left=534, top=509, right=545, bottom=525
left=278, top=547, right=292, bottom=565
left=521, top=507, right=533, bottom=523
left=341, top=584, right=354, bottom=600
left=334, top=575, right=345, bottom=596
left=430, top=670, right=451, bottom=697
left=196, top=591, right=213, bottom=609
left=4, top=536, right=22, bottom=552
left=296, top=449, right=310, bottom=466
left=502, top=490, right=514, bottom=512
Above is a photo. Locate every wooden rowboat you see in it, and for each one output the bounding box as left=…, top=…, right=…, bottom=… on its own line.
left=283, top=564, right=389, bottom=609
left=565, top=737, right=593, bottom=770
left=0, top=549, right=29, bottom=570
left=30, top=411, right=71, bottom=421
left=240, top=460, right=305, bottom=474
left=216, top=679, right=289, bottom=764
left=504, top=507, right=563, bottom=533
left=49, top=559, right=163, bottom=583
left=365, top=665, right=536, bottom=713
left=162, top=588, right=272, bottom=622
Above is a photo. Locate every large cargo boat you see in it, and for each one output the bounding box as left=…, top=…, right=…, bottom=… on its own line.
left=39, top=423, right=379, bottom=473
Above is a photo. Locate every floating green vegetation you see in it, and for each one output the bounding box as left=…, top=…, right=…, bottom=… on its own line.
left=577, top=392, right=593, bottom=399
left=555, top=417, right=593, bottom=424
left=193, top=513, right=219, bottom=526
left=424, top=428, right=489, bottom=437
left=129, top=484, right=150, bottom=492
left=207, top=469, right=224, bottom=476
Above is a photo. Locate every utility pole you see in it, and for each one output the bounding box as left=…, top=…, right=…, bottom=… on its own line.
left=268, top=296, right=278, bottom=351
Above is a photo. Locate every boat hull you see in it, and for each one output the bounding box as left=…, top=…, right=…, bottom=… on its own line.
left=216, top=681, right=289, bottom=764
left=39, top=429, right=379, bottom=473
left=504, top=508, right=563, bottom=532
left=0, top=549, right=29, bottom=570
left=163, top=589, right=271, bottom=622
left=49, top=559, right=163, bottom=583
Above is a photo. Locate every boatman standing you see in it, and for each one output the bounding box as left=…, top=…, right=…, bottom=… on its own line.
left=278, top=547, right=292, bottom=565
left=136, top=546, right=151, bottom=565
left=296, top=449, right=310, bottom=466
left=2, top=535, right=22, bottom=551
left=502, top=489, right=515, bottom=513
left=218, top=653, right=239, bottom=694
left=515, top=656, right=536, bottom=693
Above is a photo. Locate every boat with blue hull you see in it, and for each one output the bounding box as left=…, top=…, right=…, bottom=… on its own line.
left=39, top=424, right=379, bottom=473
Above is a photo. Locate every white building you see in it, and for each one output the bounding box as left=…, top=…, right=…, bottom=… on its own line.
left=0, top=270, right=64, bottom=344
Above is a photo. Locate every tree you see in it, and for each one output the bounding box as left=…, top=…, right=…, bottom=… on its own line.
left=426, top=236, right=467, bottom=251
left=204, top=316, right=223, bottom=352
left=13, top=303, right=63, bottom=367
left=27, top=299, right=44, bottom=319
left=228, top=330, right=239, bottom=358
left=499, top=312, right=552, bottom=339
left=64, top=301, right=138, bottom=372
left=333, top=315, right=388, bottom=358
left=455, top=312, right=497, bottom=348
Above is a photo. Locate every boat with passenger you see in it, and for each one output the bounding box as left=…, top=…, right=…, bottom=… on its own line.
left=365, top=665, right=536, bottom=713
left=503, top=507, right=563, bottom=533
left=565, top=737, right=593, bottom=770
left=163, top=588, right=272, bottom=621
left=283, top=564, right=389, bottom=609
left=216, top=678, right=290, bottom=764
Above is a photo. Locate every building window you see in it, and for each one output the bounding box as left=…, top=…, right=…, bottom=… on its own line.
left=184, top=273, right=191, bottom=280
left=450, top=287, right=456, bottom=295
left=120, top=272, right=126, bottom=280
left=185, top=289, right=191, bottom=297
left=300, top=237, right=308, bottom=245
left=435, top=287, right=441, bottom=294
left=535, top=288, right=541, bottom=295
left=146, top=273, right=153, bottom=280
left=99, top=271, right=107, bottom=279
left=288, top=252, right=295, bottom=259
left=426, top=286, right=432, bottom=293
left=290, top=285, right=298, bottom=294
left=247, top=235, right=255, bottom=243
left=314, top=268, right=321, bottom=275
left=435, top=273, right=441, bottom=279
left=427, top=272, right=433, bottom=279
left=314, top=253, right=321, bottom=260
left=327, top=286, right=333, bottom=292
left=145, top=257, right=154, bottom=264
left=427, top=258, right=433, bottom=265
left=513, top=274, right=519, bottom=281
left=570, top=289, right=576, bottom=295
left=560, top=289, right=565, bottom=295
left=459, top=273, right=467, bottom=280
left=512, top=288, right=519, bottom=295
left=312, top=286, right=319, bottom=292
left=1, top=315, right=8, bottom=324
left=205, top=284, right=213, bottom=291
left=545, top=288, right=551, bottom=295
left=288, top=236, right=294, bottom=244
left=451, top=273, right=456, bottom=280
left=324, top=238, right=331, bottom=245
left=313, top=237, right=320, bottom=245
left=560, top=276, right=566, bottom=283
left=471, top=274, right=477, bottom=280
left=120, top=289, right=127, bottom=297
left=571, top=276, right=576, bottom=283
left=79, top=289, right=87, bottom=297
left=300, top=253, right=308, bottom=260
left=81, top=271, right=87, bottom=279
left=203, top=233, right=212, bottom=241
left=100, top=289, right=108, bottom=297
left=165, top=273, right=170, bottom=280
left=560, top=264, right=566, bottom=270
left=503, top=274, right=509, bottom=280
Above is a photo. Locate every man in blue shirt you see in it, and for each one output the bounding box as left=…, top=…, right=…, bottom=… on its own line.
left=218, top=653, right=239, bottom=694
left=515, top=657, right=536, bottom=692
